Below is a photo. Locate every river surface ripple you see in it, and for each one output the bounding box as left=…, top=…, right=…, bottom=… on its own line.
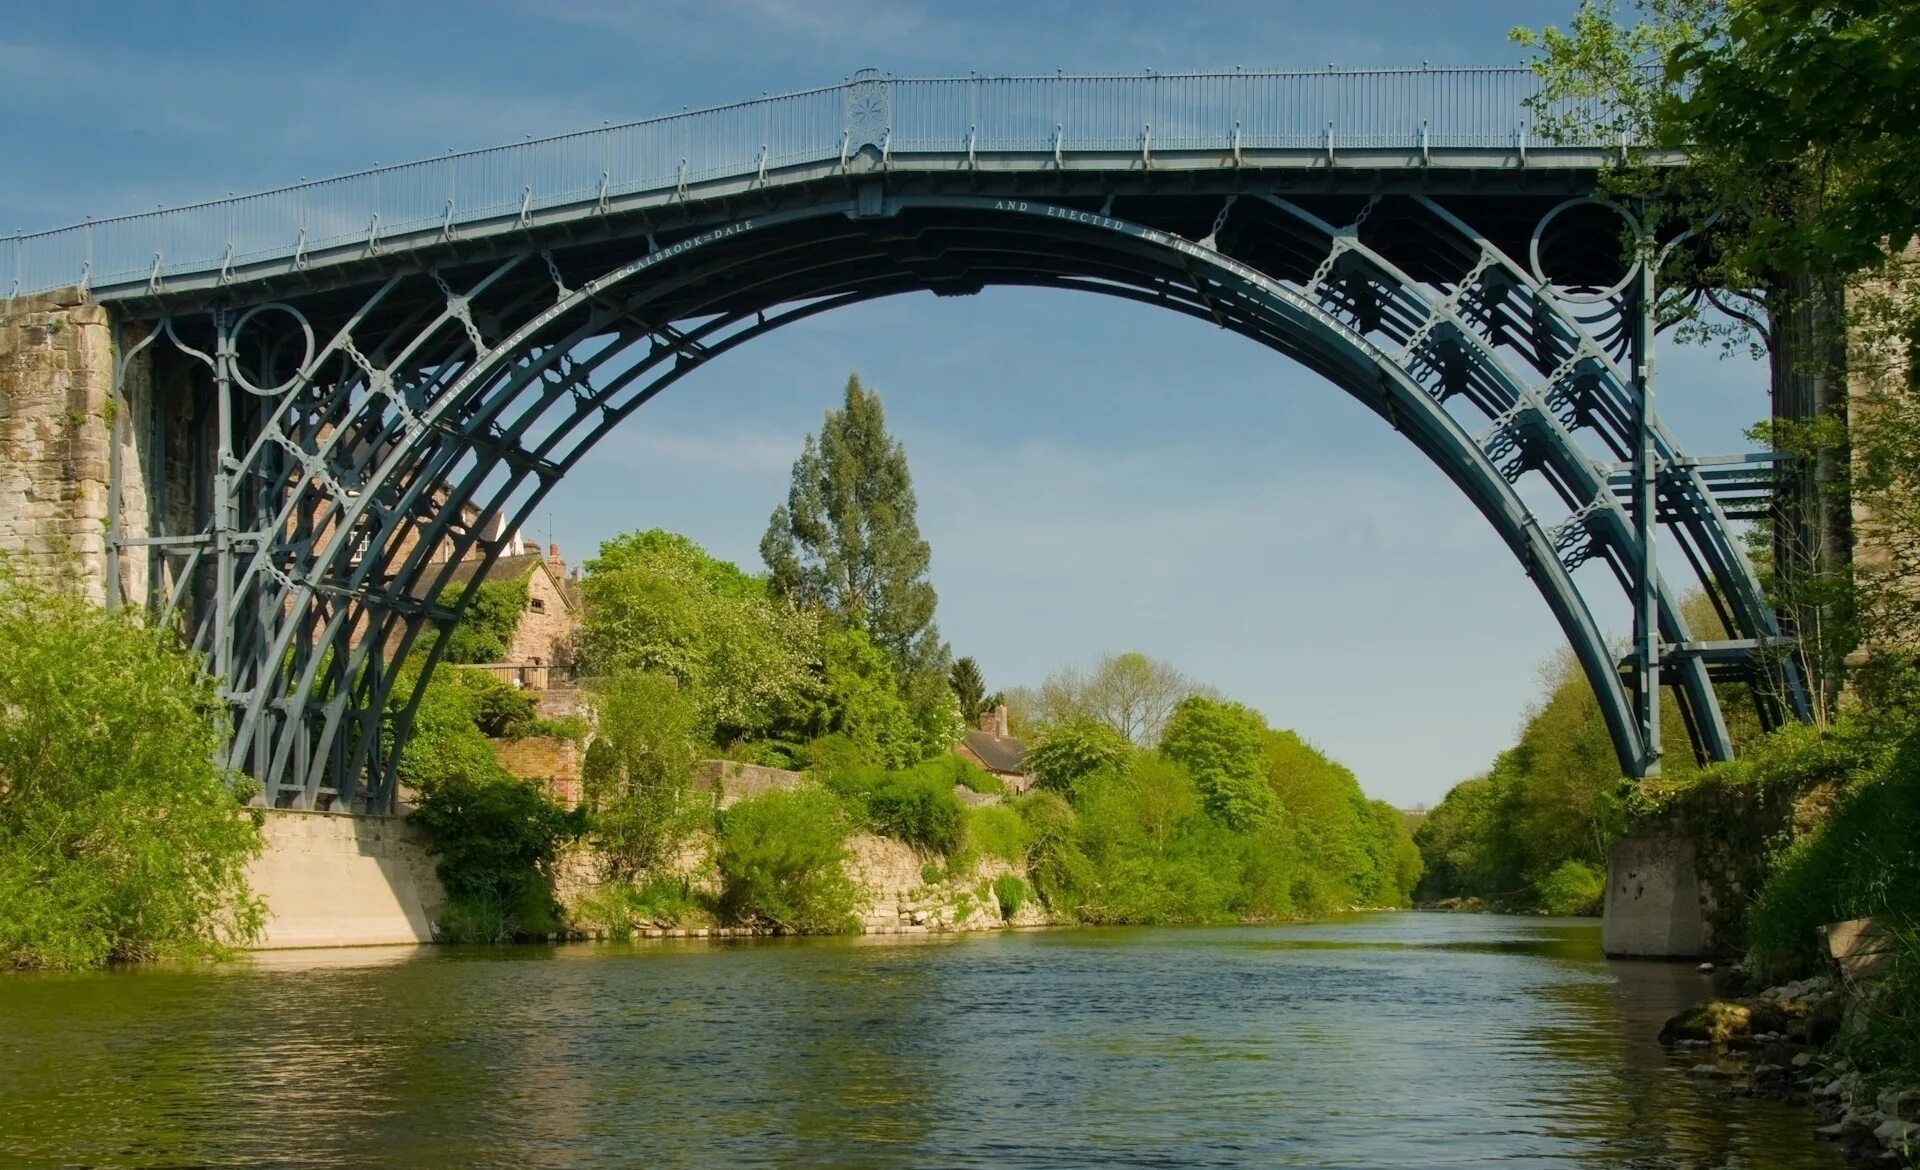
left=0, top=912, right=1844, bottom=1168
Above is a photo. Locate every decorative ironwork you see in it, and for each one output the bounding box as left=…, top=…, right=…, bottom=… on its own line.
left=53, top=72, right=1800, bottom=815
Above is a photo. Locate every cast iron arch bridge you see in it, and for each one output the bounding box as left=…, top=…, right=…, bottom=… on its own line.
left=5, top=68, right=1808, bottom=813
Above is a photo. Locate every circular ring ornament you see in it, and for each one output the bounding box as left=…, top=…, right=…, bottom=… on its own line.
left=230, top=303, right=317, bottom=396
left=1529, top=196, right=1645, bottom=305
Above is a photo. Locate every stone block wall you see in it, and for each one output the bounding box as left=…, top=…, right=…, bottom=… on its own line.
left=692, top=760, right=805, bottom=808
left=0, top=291, right=115, bottom=599
left=491, top=735, right=584, bottom=805
left=0, top=290, right=165, bottom=605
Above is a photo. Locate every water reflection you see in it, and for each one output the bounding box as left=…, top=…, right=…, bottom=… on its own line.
left=0, top=916, right=1842, bottom=1168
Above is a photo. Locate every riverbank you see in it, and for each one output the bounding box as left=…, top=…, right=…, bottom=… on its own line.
left=1661, top=972, right=1918, bottom=1165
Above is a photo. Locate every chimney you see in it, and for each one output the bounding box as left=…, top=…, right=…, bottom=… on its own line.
left=981, top=704, right=1009, bottom=738
left=547, top=542, right=565, bottom=577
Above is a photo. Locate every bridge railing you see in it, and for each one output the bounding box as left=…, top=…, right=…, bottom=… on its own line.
left=3, top=68, right=1630, bottom=300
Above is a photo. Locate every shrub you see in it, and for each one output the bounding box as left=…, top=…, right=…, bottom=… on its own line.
left=447, top=667, right=539, bottom=738
left=1534, top=859, right=1605, bottom=917
left=930, top=754, right=1002, bottom=795
left=572, top=875, right=714, bottom=938
left=409, top=769, right=584, bottom=943
left=0, top=575, right=264, bottom=969
left=863, top=769, right=964, bottom=853
left=821, top=758, right=966, bottom=854
left=992, top=874, right=1028, bottom=921
left=962, top=805, right=1032, bottom=864
left=716, top=786, right=863, bottom=933
left=1746, top=724, right=1920, bottom=979
left=584, top=671, right=711, bottom=880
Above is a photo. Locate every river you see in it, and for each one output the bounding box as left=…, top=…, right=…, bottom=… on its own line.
left=0, top=913, right=1843, bottom=1168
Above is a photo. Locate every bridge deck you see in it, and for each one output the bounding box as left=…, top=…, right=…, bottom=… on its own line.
left=3, top=69, right=1657, bottom=302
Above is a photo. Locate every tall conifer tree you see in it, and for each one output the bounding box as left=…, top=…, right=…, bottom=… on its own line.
left=761, top=373, right=947, bottom=683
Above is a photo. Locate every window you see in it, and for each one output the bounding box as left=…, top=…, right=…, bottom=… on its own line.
left=529, top=596, right=546, bottom=612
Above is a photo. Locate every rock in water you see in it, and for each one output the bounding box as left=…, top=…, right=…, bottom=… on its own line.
left=1661, top=1000, right=1753, bottom=1046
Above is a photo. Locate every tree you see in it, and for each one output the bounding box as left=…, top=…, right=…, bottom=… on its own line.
left=761, top=373, right=946, bottom=681
left=1025, top=718, right=1134, bottom=796
left=1159, top=697, right=1276, bottom=830
left=0, top=574, right=264, bottom=969
left=579, top=529, right=817, bottom=742
left=949, top=656, right=989, bottom=724
left=1011, top=652, right=1208, bottom=743
left=442, top=572, right=529, bottom=664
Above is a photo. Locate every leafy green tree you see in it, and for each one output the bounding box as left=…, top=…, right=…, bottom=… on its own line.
left=1025, top=718, right=1133, bottom=796
left=761, top=373, right=947, bottom=681
left=949, top=656, right=989, bottom=723
left=579, top=529, right=816, bottom=741
left=441, top=572, right=529, bottom=664
left=778, top=625, right=928, bottom=769
left=583, top=671, right=710, bottom=880
left=1160, top=696, right=1276, bottom=830
left=0, top=574, right=264, bottom=969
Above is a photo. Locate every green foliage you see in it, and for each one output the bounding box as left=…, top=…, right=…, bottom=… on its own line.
left=715, top=785, right=862, bottom=933
left=0, top=575, right=264, bottom=969
left=1745, top=721, right=1920, bottom=980
left=1160, top=696, right=1276, bottom=830
left=1025, top=718, right=1133, bottom=795
left=1266, top=728, right=1422, bottom=908
left=447, top=667, right=538, bottom=738
left=822, top=757, right=966, bottom=854
left=579, top=529, right=815, bottom=741
left=962, top=805, right=1032, bottom=865
left=1535, top=860, right=1607, bottom=917
left=761, top=372, right=947, bottom=683
left=441, top=572, right=529, bottom=664
left=409, top=767, right=583, bottom=943
left=991, top=874, right=1028, bottom=921
left=584, top=671, right=711, bottom=880
left=571, top=875, right=714, bottom=938
left=799, top=625, right=928, bottom=767
left=1412, top=650, right=1647, bottom=914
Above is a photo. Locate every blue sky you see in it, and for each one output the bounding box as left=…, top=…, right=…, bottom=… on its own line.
left=0, top=1, right=1771, bottom=806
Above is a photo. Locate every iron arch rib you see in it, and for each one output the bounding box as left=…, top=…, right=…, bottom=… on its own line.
left=131, top=193, right=1794, bottom=809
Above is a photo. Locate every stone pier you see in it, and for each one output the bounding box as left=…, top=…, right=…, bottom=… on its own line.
left=1602, top=837, right=1710, bottom=959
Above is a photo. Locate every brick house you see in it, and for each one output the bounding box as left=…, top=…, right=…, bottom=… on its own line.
left=953, top=704, right=1032, bottom=793
left=434, top=542, right=581, bottom=687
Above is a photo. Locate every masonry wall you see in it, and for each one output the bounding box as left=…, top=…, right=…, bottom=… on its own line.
left=491, top=735, right=584, bottom=805
left=244, top=810, right=448, bottom=949
left=1, top=291, right=114, bottom=598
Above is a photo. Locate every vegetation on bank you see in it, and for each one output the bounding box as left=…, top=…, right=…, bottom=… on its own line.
left=0, top=573, right=264, bottom=970
left=405, top=374, right=1419, bottom=940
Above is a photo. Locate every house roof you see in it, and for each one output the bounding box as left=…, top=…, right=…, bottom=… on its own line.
left=963, top=730, right=1027, bottom=774
left=412, top=552, right=576, bottom=610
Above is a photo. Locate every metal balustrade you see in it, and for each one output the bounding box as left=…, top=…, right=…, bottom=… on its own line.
left=2, top=67, right=1631, bottom=300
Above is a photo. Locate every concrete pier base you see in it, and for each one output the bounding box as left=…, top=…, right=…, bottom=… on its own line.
left=1602, top=837, right=1709, bottom=958
left=244, top=811, right=447, bottom=949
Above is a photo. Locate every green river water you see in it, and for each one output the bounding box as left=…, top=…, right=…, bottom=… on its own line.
left=0, top=912, right=1845, bottom=1168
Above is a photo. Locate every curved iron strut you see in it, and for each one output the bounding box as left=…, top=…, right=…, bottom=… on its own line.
left=111, top=189, right=1806, bottom=812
